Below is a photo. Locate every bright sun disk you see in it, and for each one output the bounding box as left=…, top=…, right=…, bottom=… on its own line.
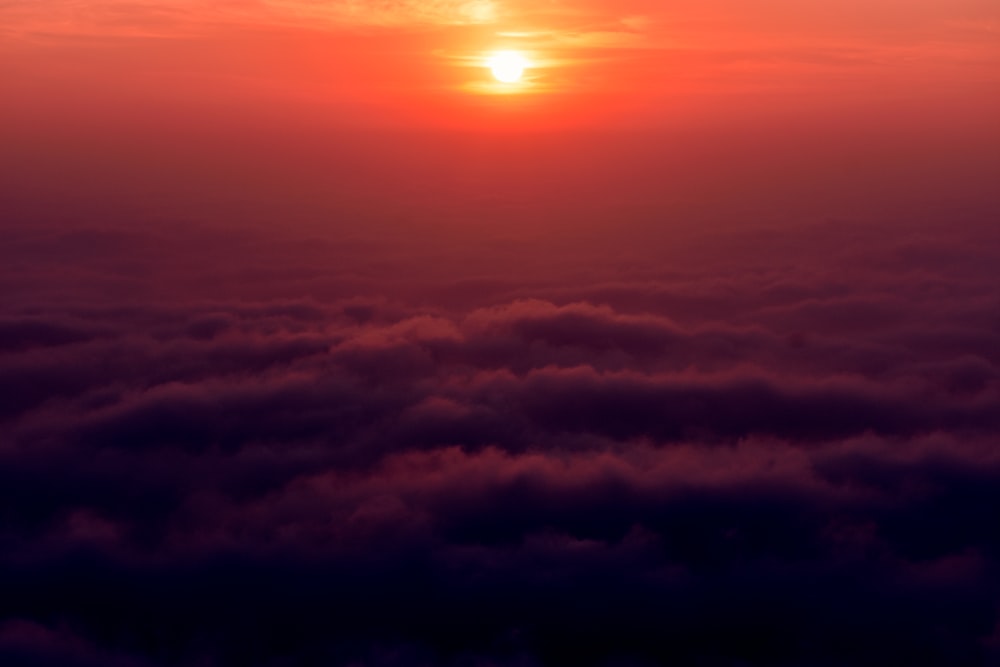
left=487, top=51, right=529, bottom=84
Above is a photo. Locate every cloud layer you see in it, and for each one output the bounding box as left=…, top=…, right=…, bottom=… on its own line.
left=2, top=211, right=999, bottom=665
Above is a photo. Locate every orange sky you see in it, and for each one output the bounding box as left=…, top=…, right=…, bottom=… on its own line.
left=2, top=0, right=998, bottom=129
left=2, top=0, right=998, bottom=240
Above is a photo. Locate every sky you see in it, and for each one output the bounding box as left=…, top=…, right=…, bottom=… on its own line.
left=2, top=1, right=1000, bottom=666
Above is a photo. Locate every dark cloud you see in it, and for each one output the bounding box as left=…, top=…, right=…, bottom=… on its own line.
left=0, top=318, right=95, bottom=352
left=1, top=217, right=999, bottom=665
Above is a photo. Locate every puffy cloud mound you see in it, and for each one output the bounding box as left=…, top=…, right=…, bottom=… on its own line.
left=1, top=217, right=1000, bottom=666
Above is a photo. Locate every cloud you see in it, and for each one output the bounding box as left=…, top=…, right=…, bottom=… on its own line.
left=263, top=0, right=499, bottom=26
left=1, top=211, right=999, bottom=665
left=0, top=0, right=499, bottom=40
left=0, top=620, right=153, bottom=667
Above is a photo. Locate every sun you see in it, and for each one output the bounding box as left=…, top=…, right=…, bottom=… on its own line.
left=487, top=51, right=529, bottom=84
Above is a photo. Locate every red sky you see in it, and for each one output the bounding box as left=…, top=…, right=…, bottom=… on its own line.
left=2, top=0, right=998, bottom=127
left=2, top=0, right=999, bottom=246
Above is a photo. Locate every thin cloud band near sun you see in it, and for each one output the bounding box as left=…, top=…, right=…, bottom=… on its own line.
left=449, top=48, right=548, bottom=96
left=0, top=0, right=653, bottom=100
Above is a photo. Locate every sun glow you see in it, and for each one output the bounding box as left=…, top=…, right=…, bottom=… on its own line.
left=487, top=51, right=529, bottom=84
